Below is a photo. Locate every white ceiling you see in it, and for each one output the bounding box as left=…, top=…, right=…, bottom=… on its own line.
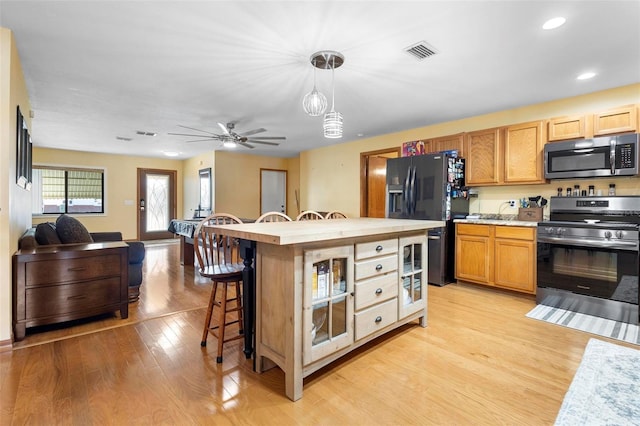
left=1, top=1, right=639, bottom=159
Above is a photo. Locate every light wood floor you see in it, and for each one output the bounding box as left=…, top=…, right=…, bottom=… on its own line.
left=1, top=240, right=633, bottom=424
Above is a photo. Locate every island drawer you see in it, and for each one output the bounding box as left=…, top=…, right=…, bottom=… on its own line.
left=355, top=254, right=397, bottom=281
left=25, top=277, right=122, bottom=319
left=25, top=254, right=122, bottom=286
left=354, top=273, right=398, bottom=311
left=354, top=299, right=398, bottom=341
left=355, top=238, right=398, bottom=261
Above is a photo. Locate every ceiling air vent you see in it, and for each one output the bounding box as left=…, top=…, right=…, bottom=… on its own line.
left=136, top=130, right=157, bottom=137
left=404, top=41, right=439, bottom=60
left=116, top=136, right=132, bottom=141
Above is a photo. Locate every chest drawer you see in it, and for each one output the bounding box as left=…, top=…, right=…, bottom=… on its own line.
left=355, top=238, right=397, bottom=261
left=25, top=277, right=122, bottom=320
left=354, top=298, right=398, bottom=341
left=354, top=273, right=398, bottom=311
left=26, top=254, right=121, bottom=286
left=355, top=255, right=397, bottom=281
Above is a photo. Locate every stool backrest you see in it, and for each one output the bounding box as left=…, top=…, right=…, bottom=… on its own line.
left=325, top=211, right=348, bottom=219
left=194, top=213, right=243, bottom=273
left=256, top=211, right=292, bottom=223
left=296, top=210, right=324, bottom=221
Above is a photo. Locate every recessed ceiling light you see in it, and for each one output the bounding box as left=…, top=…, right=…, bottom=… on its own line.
left=163, top=151, right=180, bottom=157
left=543, top=17, right=566, bottom=30
left=577, top=72, right=597, bottom=80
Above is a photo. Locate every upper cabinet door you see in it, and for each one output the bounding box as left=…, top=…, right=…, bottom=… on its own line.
left=593, top=105, right=638, bottom=136
left=504, top=120, right=546, bottom=184
left=464, top=128, right=502, bottom=186
left=547, top=115, right=587, bottom=141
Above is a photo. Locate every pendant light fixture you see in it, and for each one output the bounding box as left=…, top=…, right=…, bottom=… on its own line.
left=302, top=57, right=327, bottom=116
left=304, top=50, right=344, bottom=138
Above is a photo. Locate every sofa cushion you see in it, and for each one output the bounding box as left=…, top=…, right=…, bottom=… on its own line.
left=55, top=214, right=94, bottom=244
left=35, top=222, right=62, bottom=245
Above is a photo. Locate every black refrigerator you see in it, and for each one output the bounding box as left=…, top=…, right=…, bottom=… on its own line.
left=385, top=153, right=468, bottom=286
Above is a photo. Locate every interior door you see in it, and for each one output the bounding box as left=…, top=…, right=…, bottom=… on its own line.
left=261, top=169, right=287, bottom=214
left=366, top=156, right=388, bottom=218
left=137, top=168, right=177, bottom=240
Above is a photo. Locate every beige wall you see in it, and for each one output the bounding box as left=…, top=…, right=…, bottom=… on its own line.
left=300, top=84, right=640, bottom=218
left=214, top=151, right=299, bottom=219
left=1, top=28, right=32, bottom=343
left=32, top=148, right=184, bottom=240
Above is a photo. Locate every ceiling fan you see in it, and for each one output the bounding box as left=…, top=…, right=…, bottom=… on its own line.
left=168, top=122, right=285, bottom=149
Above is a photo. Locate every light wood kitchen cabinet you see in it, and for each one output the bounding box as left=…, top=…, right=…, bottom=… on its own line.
left=593, top=105, right=638, bottom=136
left=455, top=223, right=493, bottom=284
left=428, top=133, right=465, bottom=157
left=493, top=226, right=536, bottom=293
left=455, top=223, right=536, bottom=295
left=504, top=120, right=546, bottom=184
left=547, top=114, right=587, bottom=141
left=465, top=128, right=502, bottom=186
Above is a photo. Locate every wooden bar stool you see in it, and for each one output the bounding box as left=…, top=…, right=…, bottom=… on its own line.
left=194, top=213, right=245, bottom=363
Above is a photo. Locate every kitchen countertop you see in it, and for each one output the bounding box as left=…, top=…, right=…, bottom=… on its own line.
left=454, top=218, right=539, bottom=227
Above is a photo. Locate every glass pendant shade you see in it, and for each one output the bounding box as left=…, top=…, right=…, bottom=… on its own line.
left=323, top=111, right=343, bottom=138
left=302, top=86, right=327, bottom=116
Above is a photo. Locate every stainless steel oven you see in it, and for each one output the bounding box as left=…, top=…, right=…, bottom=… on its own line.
left=537, top=196, right=640, bottom=324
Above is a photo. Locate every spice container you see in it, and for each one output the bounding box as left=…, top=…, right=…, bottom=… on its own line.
left=566, top=187, right=572, bottom=197
left=557, top=187, right=563, bottom=197
left=573, top=185, right=580, bottom=197
left=588, top=185, right=595, bottom=196
left=609, top=183, right=616, bottom=196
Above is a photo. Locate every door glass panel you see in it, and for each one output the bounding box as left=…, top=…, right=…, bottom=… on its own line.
left=413, top=272, right=422, bottom=302
left=331, top=258, right=347, bottom=295
left=146, top=174, right=170, bottom=232
left=311, top=302, right=329, bottom=345
left=413, top=244, right=422, bottom=269
left=331, top=296, right=347, bottom=337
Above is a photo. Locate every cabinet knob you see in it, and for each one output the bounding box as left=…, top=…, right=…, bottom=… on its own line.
left=375, top=264, right=383, bottom=271
left=375, top=316, right=382, bottom=323
left=375, top=245, right=383, bottom=252
left=375, top=288, right=383, bottom=295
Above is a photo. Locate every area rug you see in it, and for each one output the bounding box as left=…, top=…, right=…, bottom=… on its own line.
left=526, top=304, right=640, bottom=346
left=555, top=338, right=640, bottom=425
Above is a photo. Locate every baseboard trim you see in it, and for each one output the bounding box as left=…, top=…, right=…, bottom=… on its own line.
left=0, top=338, right=13, bottom=353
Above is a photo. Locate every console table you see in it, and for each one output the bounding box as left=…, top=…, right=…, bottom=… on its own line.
left=12, top=241, right=129, bottom=340
left=208, top=218, right=443, bottom=401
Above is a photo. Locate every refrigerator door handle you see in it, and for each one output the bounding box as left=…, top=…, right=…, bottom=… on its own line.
left=409, top=166, right=417, bottom=215
left=403, top=167, right=411, bottom=215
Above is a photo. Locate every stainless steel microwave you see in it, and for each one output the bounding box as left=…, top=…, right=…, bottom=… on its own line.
left=544, top=133, right=639, bottom=179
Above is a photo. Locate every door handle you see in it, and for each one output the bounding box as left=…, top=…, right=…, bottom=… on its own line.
left=140, top=199, right=145, bottom=211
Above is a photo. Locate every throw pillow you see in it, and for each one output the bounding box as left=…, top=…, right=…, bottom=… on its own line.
left=35, top=222, right=62, bottom=245
left=55, top=214, right=94, bottom=244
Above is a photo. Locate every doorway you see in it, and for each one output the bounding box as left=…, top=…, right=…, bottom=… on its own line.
left=359, top=148, right=400, bottom=218
left=137, top=168, right=177, bottom=240
left=260, top=169, right=287, bottom=215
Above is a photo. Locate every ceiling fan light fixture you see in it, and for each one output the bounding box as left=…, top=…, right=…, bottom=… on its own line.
left=223, top=139, right=237, bottom=148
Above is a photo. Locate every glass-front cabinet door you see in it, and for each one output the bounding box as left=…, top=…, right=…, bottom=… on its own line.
left=398, top=234, right=427, bottom=319
left=303, top=245, right=354, bottom=366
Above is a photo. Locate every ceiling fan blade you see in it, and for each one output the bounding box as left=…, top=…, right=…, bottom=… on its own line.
left=248, top=136, right=286, bottom=140
left=185, top=138, right=220, bottom=143
left=176, top=125, right=218, bottom=135
left=168, top=132, right=217, bottom=138
left=218, top=122, right=230, bottom=135
left=238, top=128, right=266, bottom=137
left=246, top=140, right=280, bottom=146
left=238, top=141, right=255, bottom=149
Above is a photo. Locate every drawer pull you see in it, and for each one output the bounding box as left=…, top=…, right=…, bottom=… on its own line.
left=68, top=267, right=87, bottom=272
left=375, top=288, right=383, bottom=295
left=375, top=245, right=383, bottom=252
left=375, top=316, right=382, bottom=323
left=67, top=295, right=87, bottom=300
left=577, top=285, right=591, bottom=290
left=375, top=264, right=383, bottom=271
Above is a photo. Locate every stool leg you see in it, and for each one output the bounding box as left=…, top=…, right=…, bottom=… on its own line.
left=236, top=281, right=244, bottom=335
left=216, top=284, right=228, bottom=363
left=201, top=281, right=218, bottom=347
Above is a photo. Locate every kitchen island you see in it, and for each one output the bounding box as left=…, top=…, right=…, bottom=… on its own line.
left=209, top=217, right=444, bottom=401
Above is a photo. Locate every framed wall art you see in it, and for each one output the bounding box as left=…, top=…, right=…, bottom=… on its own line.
left=16, top=106, right=32, bottom=190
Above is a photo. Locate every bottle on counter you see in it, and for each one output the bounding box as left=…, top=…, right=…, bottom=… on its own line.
left=609, top=183, right=616, bottom=196
left=588, top=185, right=595, bottom=196
left=557, top=187, right=563, bottom=197
left=566, top=187, right=572, bottom=197
left=573, top=184, right=580, bottom=197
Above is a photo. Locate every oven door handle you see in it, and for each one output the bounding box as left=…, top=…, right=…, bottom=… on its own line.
left=538, top=236, right=639, bottom=251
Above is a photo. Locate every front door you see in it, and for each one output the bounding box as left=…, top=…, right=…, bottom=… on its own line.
left=261, top=169, right=287, bottom=214
left=137, top=168, right=177, bottom=240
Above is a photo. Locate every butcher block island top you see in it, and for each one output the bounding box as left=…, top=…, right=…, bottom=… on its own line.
left=208, top=217, right=445, bottom=245
left=207, top=218, right=443, bottom=401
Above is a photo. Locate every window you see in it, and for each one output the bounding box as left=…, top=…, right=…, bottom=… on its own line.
left=31, top=166, right=105, bottom=215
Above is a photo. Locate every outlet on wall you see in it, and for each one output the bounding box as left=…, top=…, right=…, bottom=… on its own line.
left=508, top=200, right=517, bottom=208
